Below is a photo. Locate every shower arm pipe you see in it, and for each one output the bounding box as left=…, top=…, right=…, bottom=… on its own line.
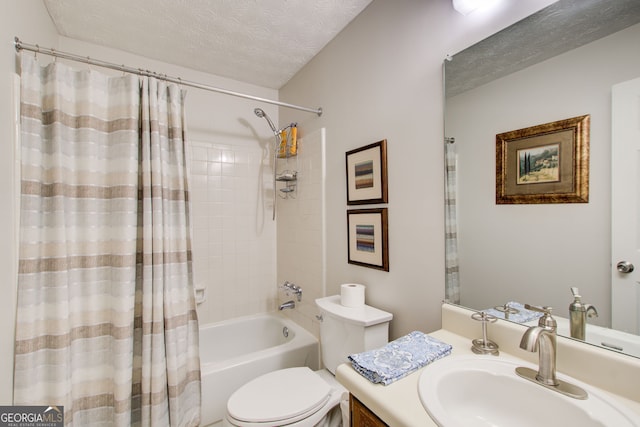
left=14, top=37, right=323, bottom=117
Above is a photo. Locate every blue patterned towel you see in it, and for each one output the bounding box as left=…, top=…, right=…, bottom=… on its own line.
left=348, top=331, right=452, bottom=385
left=484, top=302, right=544, bottom=323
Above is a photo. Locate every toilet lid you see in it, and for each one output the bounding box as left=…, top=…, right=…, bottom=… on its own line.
left=227, top=367, right=332, bottom=424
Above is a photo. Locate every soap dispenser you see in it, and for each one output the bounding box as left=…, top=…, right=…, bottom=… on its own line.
left=569, top=287, right=598, bottom=340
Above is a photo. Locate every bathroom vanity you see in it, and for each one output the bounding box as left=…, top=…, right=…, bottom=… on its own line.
left=336, top=303, right=640, bottom=426
left=349, top=395, right=387, bottom=427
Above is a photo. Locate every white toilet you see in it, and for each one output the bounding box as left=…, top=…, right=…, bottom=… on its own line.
left=223, top=295, right=393, bottom=427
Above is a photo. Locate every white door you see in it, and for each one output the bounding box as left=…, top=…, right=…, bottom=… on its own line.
left=611, top=76, right=640, bottom=335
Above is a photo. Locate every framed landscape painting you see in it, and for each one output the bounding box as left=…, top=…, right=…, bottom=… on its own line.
left=496, top=115, right=590, bottom=204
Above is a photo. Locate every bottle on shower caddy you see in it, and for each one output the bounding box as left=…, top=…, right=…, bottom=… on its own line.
left=275, top=124, right=299, bottom=199
left=277, top=124, right=298, bottom=158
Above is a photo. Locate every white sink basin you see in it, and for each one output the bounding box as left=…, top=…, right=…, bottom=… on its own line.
left=418, top=355, right=640, bottom=427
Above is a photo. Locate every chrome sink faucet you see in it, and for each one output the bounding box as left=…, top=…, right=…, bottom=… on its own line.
left=519, top=305, right=558, bottom=386
left=516, top=304, right=588, bottom=399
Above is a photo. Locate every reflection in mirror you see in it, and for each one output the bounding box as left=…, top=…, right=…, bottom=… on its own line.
left=444, top=0, right=640, bottom=357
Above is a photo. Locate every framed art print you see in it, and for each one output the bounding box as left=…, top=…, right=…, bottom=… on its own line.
left=346, top=140, right=388, bottom=205
left=347, top=208, right=389, bottom=271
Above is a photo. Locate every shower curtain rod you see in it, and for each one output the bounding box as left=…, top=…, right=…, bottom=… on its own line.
left=14, top=37, right=323, bottom=117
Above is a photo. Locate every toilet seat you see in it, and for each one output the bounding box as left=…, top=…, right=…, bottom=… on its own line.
left=226, top=367, right=333, bottom=426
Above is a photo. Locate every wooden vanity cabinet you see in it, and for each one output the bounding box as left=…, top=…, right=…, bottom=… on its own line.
left=350, top=394, right=389, bottom=427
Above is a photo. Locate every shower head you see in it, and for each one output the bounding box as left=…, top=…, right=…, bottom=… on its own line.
left=254, top=108, right=278, bottom=134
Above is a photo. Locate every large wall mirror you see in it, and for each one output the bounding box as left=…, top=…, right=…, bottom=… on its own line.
left=444, top=0, right=640, bottom=357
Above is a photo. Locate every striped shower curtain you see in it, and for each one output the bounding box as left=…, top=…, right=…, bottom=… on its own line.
left=444, top=139, right=460, bottom=304
left=15, top=54, right=200, bottom=426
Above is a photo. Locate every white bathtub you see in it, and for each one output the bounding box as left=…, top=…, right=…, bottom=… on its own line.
left=199, top=313, right=319, bottom=426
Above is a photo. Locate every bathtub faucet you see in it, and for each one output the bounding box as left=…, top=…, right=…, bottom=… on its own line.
left=281, top=281, right=303, bottom=302
left=279, top=300, right=296, bottom=310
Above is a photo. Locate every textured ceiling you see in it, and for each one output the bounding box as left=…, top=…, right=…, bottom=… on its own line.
left=44, top=0, right=372, bottom=89
left=446, top=0, right=640, bottom=97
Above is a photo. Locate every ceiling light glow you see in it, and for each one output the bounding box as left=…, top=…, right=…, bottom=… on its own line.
left=453, top=0, right=491, bottom=15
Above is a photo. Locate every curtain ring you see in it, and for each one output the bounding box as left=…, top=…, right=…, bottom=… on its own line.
left=34, top=44, right=39, bottom=58
left=51, top=48, right=56, bottom=63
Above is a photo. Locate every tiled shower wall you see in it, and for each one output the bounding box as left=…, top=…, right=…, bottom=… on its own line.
left=189, top=139, right=277, bottom=326
left=277, top=128, right=326, bottom=338
left=187, top=128, right=325, bottom=333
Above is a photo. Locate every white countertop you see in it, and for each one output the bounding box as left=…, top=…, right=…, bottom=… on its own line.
left=335, top=304, right=640, bottom=427
left=336, top=329, right=463, bottom=426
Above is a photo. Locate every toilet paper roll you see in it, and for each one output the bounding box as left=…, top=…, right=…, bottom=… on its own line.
left=341, top=283, right=366, bottom=308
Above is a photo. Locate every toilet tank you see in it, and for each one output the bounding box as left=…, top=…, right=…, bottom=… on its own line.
left=315, top=295, right=393, bottom=374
